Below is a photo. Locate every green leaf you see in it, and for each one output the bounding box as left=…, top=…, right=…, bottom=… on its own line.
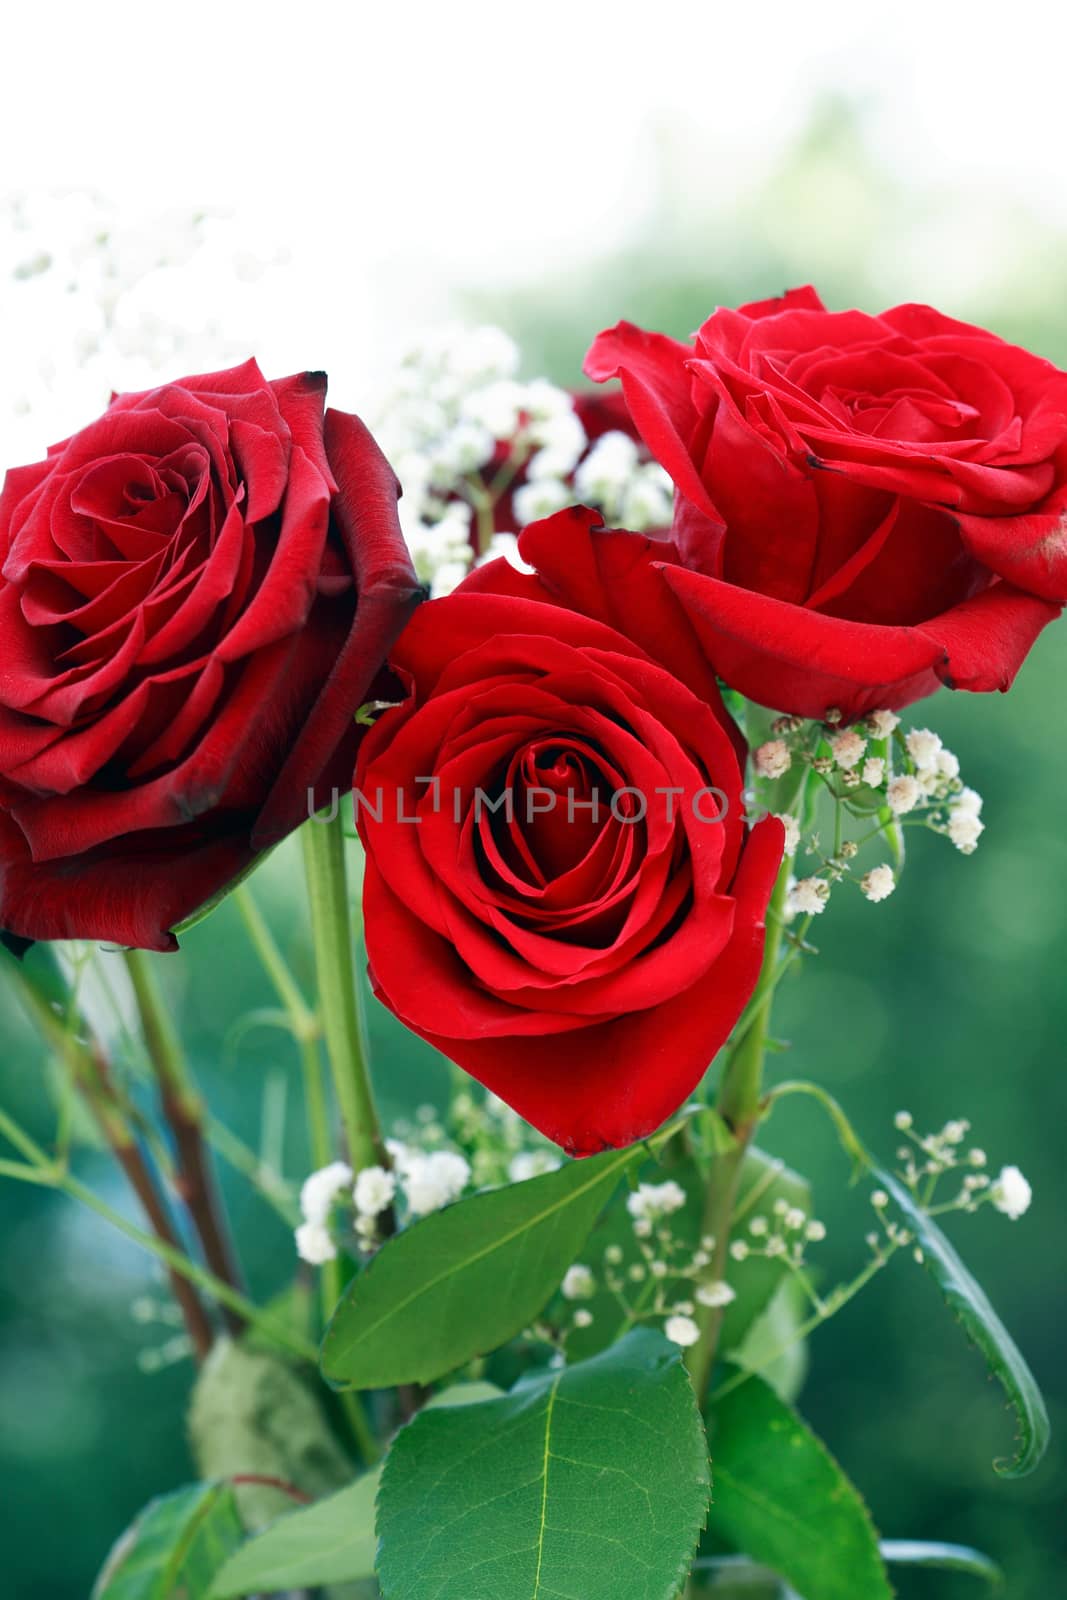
left=210, top=1468, right=380, bottom=1596
left=92, top=1483, right=244, bottom=1600
left=877, top=1168, right=1050, bottom=1477
left=881, top=1540, right=1002, bottom=1584
left=708, top=1372, right=891, bottom=1600
left=322, top=1141, right=658, bottom=1389
left=730, top=1276, right=809, bottom=1403
left=377, top=1328, right=710, bottom=1600
left=719, top=1150, right=810, bottom=1356
left=209, top=1381, right=500, bottom=1597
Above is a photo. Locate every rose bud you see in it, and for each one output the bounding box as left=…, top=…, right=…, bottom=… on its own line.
left=355, top=506, right=783, bottom=1155
left=0, top=360, right=420, bottom=951
left=585, top=288, right=1063, bottom=720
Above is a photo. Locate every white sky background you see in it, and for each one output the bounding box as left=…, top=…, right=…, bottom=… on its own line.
left=2, top=0, right=1066, bottom=462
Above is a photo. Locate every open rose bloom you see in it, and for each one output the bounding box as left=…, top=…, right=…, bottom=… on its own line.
left=356, top=508, right=783, bottom=1153
left=586, top=287, right=1065, bottom=718
left=0, top=361, right=419, bottom=950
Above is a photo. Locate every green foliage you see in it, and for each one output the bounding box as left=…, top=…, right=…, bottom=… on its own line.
left=208, top=1382, right=500, bottom=1596
left=707, top=1372, right=891, bottom=1600
left=322, top=1142, right=654, bottom=1389
left=376, top=1328, right=709, bottom=1600
left=188, top=1339, right=352, bottom=1530
left=877, top=1169, right=1050, bottom=1477
left=729, top=1276, right=809, bottom=1403
left=210, top=1467, right=380, bottom=1595
left=92, top=1483, right=243, bottom=1600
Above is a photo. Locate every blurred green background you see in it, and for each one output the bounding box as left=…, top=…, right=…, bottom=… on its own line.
left=1, top=98, right=1065, bottom=1600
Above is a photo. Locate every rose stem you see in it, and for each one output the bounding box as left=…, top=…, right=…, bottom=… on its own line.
left=300, top=811, right=387, bottom=1175
left=7, top=971, right=215, bottom=1361
left=123, top=948, right=246, bottom=1336
left=234, top=884, right=382, bottom=1463
left=686, top=861, right=790, bottom=1404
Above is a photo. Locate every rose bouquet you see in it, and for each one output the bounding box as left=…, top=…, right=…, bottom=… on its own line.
left=0, top=290, right=1060, bottom=1599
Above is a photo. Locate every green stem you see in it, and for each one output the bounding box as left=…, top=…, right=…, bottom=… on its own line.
left=301, top=814, right=385, bottom=1174
left=686, top=862, right=790, bottom=1403
left=124, top=949, right=246, bottom=1334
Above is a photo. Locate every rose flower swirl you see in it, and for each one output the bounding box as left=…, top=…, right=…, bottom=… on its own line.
left=0, top=360, right=419, bottom=951
left=355, top=506, right=783, bottom=1154
left=585, top=287, right=1065, bottom=720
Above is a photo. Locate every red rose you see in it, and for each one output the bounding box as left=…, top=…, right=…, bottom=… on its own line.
left=0, top=360, right=419, bottom=951
left=356, top=506, right=783, bottom=1154
left=585, top=287, right=1063, bottom=719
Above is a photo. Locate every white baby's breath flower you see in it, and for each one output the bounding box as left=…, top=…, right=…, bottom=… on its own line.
left=572, top=1308, right=594, bottom=1329
left=477, top=532, right=537, bottom=574
left=830, top=729, right=867, bottom=770
left=805, top=1220, right=827, bottom=1242
left=867, top=709, right=900, bottom=739
left=861, top=864, right=896, bottom=903
left=403, top=1150, right=471, bottom=1216
left=954, top=786, right=983, bottom=816
left=937, top=748, right=961, bottom=781
left=626, top=1180, right=687, bottom=1221
left=861, top=756, right=886, bottom=788
left=787, top=876, right=829, bottom=916
left=507, top=1150, right=561, bottom=1183
left=992, top=1165, right=1032, bottom=1220
left=947, top=808, right=984, bottom=854
left=754, top=739, right=791, bottom=780
left=906, top=728, right=943, bottom=770
left=300, top=1161, right=354, bottom=1225
left=894, top=1110, right=913, bottom=1130
left=664, top=1314, right=701, bottom=1348
left=295, top=1221, right=337, bottom=1265
left=353, top=1165, right=396, bottom=1218
left=526, top=409, right=587, bottom=480
left=460, top=378, right=525, bottom=439
left=620, top=466, right=674, bottom=530
left=695, top=1280, right=736, bottom=1309
left=774, top=813, right=801, bottom=856
left=573, top=430, right=639, bottom=505
left=887, top=775, right=921, bottom=815
left=513, top=477, right=572, bottom=527
left=561, top=1264, right=595, bottom=1301
left=429, top=559, right=471, bottom=599
left=523, top=378, right=573, bottom=419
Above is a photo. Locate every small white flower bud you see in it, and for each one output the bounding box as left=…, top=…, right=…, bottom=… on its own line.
left=992, top=1165, right=1032, bottom=1220
left=805, top=1220, right=827, bottom=1242
left=295, top=1221, right=336, bottom=1265
left=755, top=739, right=792, bottom=779
left=561, top=1265, right=595, bottom=1301
left=947, top=809, right=984, bottom=854
left=774, top=813, right=801, bottom=856
left=353, top=1165, right=396, bottom=1218
left=696, top=1280, right=736, bottom=1308
left=887, top=775, right=921, bottom=815
left=664, top=1314, right=701, bottom=1348
left=867, top=709, right=900, bottom=738
left=573, top=1308, right=594, bottom=1329
left=894, top=1110, right=913, bottom=1130
left=861, top=864, right=896, bottom=903
left=906, top=728, right=943, bottom=770
left=787, top=876, right=829, bottom=916
left=830, top=729, right=867, bottom=770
